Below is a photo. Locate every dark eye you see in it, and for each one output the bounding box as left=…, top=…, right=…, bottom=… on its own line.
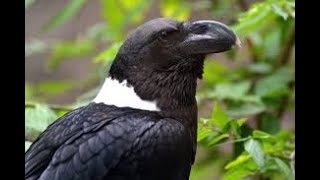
left=159, top=31, right=169, bottom=40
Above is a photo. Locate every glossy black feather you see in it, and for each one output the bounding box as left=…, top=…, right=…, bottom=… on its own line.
left=25, top=103, right=193, bottom=180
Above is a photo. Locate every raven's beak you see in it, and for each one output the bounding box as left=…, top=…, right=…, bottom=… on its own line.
left=180, top=20, right=240, bottom=55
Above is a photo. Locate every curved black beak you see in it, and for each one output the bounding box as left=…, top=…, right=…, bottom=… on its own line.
left=180, top=20, right=240, bottom=55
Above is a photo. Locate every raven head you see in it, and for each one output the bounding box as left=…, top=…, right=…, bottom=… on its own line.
left=109, top=18, right=240, bottom=80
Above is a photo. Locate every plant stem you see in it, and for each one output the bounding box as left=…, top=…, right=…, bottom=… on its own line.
left=213, top=136, right=251, bottom=147
left=277, top=26, right=295, bottom=67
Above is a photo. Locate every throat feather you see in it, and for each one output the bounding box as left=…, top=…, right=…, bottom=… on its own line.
left=93, top=77, right=160, bottom=111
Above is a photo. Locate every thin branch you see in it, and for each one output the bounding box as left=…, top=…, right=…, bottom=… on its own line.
left=290, top=150, right=295, bottom=175
left=238, top=0, right=249, bottom=11
left=212, top=136, right=252, bottom=147
left=277, top=27, right=295, bottom=67
left=274, top=26, right=295, bottom=118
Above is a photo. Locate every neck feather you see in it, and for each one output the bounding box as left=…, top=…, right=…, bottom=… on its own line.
left=93, top=77, right=160, bottom=111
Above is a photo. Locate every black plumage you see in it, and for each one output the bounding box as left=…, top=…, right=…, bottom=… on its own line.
left=25, top=18, right=238, bottom=180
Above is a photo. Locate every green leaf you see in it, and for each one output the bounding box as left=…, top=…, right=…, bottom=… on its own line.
left=271, top=4, right=288, bottom=20
left=208, top=133, right=229, bottom=146
left=25, top=141, right=32, bottom=152
left=245, top=139, right=265, bottom=168
left=261, top=113, right=281, bottom=134
left=233, top=2, right=276, bottom=36
left=25, top=40, right=47, bottom=57
left=190, top=159, right=223, bottom=180
left=43, top=0, right=87, bottom=31
left=253, top=130, right=272, bottom=139
left=160, top=0, right=191, bottom=21
left=255, top=66, right=293, bottom=97
left=270, top=0, right=295, bottom=19
left=236, top=118, right=247, bottom=127
left=210, top=102, right=229, bottom=130
left=224, top=158, right=257, bottom=180
left=25, top=104, right=58, bottom=140
left=226, top=118, right=247, bottom=138
left=94, top=42, right=122, bottom=63
left=197, top=121, right=214, bottom=142
left=274, top=158, right=294, bottom=180
left=211, top=81, right=251, bottom=101
left=48, top=40, right=95, bottom=70
left=263, top=130, right=295, bottom=156
left=25, top=0, right=35, bottom=10
left=263, top=26, right=282, bottom=60
left=227, top=103, right=266, bottom=117
left=225, top=154, right=251, bottom=170
left=247, top=63, right=272, bottom=74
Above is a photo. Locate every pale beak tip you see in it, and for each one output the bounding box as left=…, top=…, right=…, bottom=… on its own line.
left=235, top=37, right=242, bottom=48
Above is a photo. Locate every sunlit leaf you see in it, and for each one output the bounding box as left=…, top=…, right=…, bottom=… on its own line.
left=245, top=139, right=265, bottom=168
left=236, top=118, right=247, bottom=127
left=233, top=2, right=276, bottom=36
left=253, top=130, right=272, bottom=139
left=226, top=118, right=247, bottom=137
left=271, top=4, right=288, bottom=20
left=225, top=154, right=251, bottom=170
left=160, top=0, right=190, bottom=21
left=270, top=0, right=295, bottom=19
left=208, top=133, right=229, bottom=146
left=197, top=121, right=214, bottom=142
left=224, top=158, right=257, bottom=180
left=43, top=0, right=87, bottom=31
left=210, top=102, right=229, bottom=130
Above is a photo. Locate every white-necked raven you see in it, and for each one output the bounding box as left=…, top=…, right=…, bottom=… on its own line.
left=25, top=18, right=239, bottom=180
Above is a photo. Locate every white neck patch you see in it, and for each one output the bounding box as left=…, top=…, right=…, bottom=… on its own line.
left=93, top=77, right=160, bottom=111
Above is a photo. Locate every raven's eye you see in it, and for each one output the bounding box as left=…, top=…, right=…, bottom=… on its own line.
left=159, top=31, right=168, bottom=40
left=158, top=29, right=177, bottom=43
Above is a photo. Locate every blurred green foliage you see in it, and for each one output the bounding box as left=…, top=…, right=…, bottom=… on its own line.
left=25, top=0, right=295, bottom=179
